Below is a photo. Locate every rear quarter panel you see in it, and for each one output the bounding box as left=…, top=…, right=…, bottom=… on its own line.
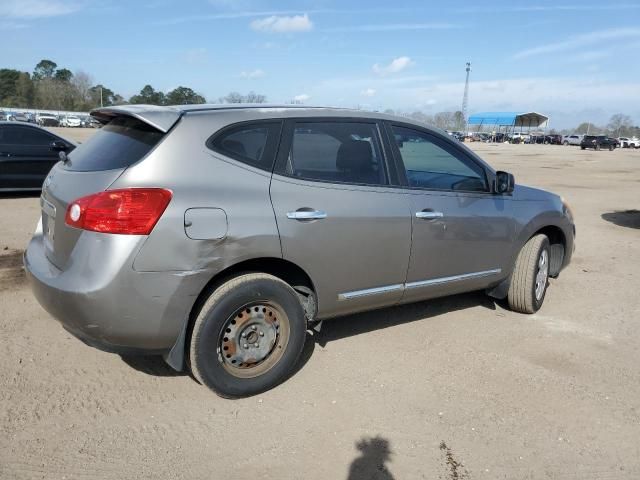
left=110, top=112, right=282, bottom=274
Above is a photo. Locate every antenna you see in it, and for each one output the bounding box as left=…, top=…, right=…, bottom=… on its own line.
left=461, top=62, right=471, bottom=132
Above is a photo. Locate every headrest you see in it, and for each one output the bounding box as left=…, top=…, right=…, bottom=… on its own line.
left=336, top=140, right=373, bottom=172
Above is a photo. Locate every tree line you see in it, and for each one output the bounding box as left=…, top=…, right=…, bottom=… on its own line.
left=1, top=59, right=638, bottom=136
left=0, top=58, right=268, bottom=111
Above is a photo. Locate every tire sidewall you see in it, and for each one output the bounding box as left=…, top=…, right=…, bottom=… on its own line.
left=191, top=276, right=306, bottom=398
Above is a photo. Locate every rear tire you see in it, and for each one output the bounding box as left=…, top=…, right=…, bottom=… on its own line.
left=189, top=273, right=307, bottom=398
left=609, top=145, right=613, bottom=151
left=507, top=234, right=550, bottom=314
left=563, top=141, right=569, bottom=146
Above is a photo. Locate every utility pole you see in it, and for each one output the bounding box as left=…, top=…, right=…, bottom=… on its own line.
left=461, top=62, right=471, bottom=133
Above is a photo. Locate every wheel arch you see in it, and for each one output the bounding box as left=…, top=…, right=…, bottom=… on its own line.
left=534, top=224, right=566, bottom=277
left=488, top=221, right=568, bottom=300
left=164, top=256, right=316, bottom=371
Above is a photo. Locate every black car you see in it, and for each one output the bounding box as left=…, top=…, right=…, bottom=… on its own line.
left=0, top=122, right=76, bottom=191
left=580, top=135, right=618, bottom=151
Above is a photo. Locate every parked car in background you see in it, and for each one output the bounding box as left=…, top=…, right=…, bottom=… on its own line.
left=563, top=134, right=584, bottom=146
left=59, top=115, right=82, bottom=128
left=580, top=135, right=618, bottom=151
left=510, top=133, right=529, bottom=144
left=544, top=134, right=563, bottom=145
left=87, top=117, right=102, bottom=128
left=617, top=137, right=640, bottom=148
left=24, top=104, right=575, bottom=397
left=7, top=112, right=30, bottom=123
left=36, top=114, right=60, bottom=127
left=0, top=121, right=75, bottom=190
left=471, top=132, right=490, bottom=142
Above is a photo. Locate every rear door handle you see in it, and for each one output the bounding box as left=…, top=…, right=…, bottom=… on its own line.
left=416, top=211, right=444, bottom=219
left=286, top=210, right=327, bottom=220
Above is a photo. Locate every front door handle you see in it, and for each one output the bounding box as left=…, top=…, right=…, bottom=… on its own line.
left=286, top=209, right=327, bottom=220
left=416, top=210, right=444, bottom=220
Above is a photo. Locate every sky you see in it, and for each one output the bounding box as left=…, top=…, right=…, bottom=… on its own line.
left=2, top=0, right=640, bottom=128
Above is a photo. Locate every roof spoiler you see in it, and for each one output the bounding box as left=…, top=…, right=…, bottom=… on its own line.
left=90, top=105, right=183, bottom=133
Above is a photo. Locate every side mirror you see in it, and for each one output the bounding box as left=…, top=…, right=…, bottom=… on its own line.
left=494, top=171, right=515, bottom=194
left=50, top=140, right=68, bottom=152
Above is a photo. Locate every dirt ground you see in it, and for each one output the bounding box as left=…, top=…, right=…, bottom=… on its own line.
left=1, top=129, right=639, bottom=479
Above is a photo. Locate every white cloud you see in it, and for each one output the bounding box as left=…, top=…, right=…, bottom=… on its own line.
left=250, top=13, right=313, bottom=33
left=240, top=69, right=266, bottom=79
left=373, top=56, right=414, bottom=76
left=0, top=0, right=82, bottom=18
left=360, top=88, right=376, bottom=97
left=514, top=28, right=640, bottom=59
left=293, top=94, right=310, bottom=102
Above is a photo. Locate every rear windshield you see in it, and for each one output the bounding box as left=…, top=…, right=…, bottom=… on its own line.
left=64, top=116, right=164, bottom=171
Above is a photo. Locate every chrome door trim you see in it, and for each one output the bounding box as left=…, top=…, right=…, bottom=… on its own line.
left=338, top=283, right=404, bottom=301
left=337, top=269, right=502, bottom=300
left=405, top=268, right=502, bottom=290
left=286, top=210, right=327, bottom=220
left=415, top=211, right=444, bottom=219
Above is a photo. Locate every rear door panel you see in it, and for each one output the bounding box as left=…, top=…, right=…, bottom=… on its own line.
left=270, top=118, right=412, bottom=318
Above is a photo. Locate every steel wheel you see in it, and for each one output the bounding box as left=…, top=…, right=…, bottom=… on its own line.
left=535, top=249, right=549, bottom=301
left=218, top=301, right=290, bottom=379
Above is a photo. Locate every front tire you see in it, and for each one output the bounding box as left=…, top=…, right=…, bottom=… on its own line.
left=507, top=234, right=550, bottom=314
left=189, top=273, right=307, bottom=398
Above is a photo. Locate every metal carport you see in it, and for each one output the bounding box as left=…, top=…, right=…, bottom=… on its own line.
left=468, top=112, right=549, bottom=139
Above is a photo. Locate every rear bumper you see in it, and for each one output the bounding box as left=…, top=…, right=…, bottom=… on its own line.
left=24, top=224, right=210, bottom=354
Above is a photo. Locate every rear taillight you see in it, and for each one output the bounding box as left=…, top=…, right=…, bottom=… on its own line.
left=65, top=188, right=172, bottom=235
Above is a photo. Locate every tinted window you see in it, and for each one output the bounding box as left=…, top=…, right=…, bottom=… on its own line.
left=0, top=126, right=53, bottom=145
left=286, top=122, right=387, bottom=186
left=392, top=126, right=487, bottom=192
left=65, top=116, right=164, bottom=172
left=209, top=122, right=280, bottom=171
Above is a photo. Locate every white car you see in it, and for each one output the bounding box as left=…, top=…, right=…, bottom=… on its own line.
left=562, top=134, right=584, bottom=146
left=59, top=115, right=81, bottom=128
left=617, top=137, right=640, bottom=149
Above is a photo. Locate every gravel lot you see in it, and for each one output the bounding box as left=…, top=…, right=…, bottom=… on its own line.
left=1, top=129, right=639, bottom=479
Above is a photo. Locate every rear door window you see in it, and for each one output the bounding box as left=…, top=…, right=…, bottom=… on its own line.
left=208, top=121, right=282, bottom=171
left=284, top=121, right=387, bottom=186
left=65, top=116, right=164, bottom=171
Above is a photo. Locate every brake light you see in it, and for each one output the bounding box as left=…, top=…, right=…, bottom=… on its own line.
left=65, top=188, right=172, bottom=235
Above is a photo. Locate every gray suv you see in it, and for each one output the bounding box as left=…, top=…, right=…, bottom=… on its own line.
left=25, top=105, right=575, bottom=397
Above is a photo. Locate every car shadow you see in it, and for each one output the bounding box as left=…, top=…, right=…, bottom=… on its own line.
left=120, top=291, right=498, bottom=381
left=120, top=354, right=187, bottom=377
left=601, top=210, right=640, bottom=229
left=315, top=291, right=498, bottom=348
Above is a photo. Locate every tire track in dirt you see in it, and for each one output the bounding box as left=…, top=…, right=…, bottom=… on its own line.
left=0, top=249, right=26, bottom=292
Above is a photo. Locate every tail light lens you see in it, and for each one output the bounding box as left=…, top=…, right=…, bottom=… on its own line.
left=65, top=188, right=172, bottom=235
